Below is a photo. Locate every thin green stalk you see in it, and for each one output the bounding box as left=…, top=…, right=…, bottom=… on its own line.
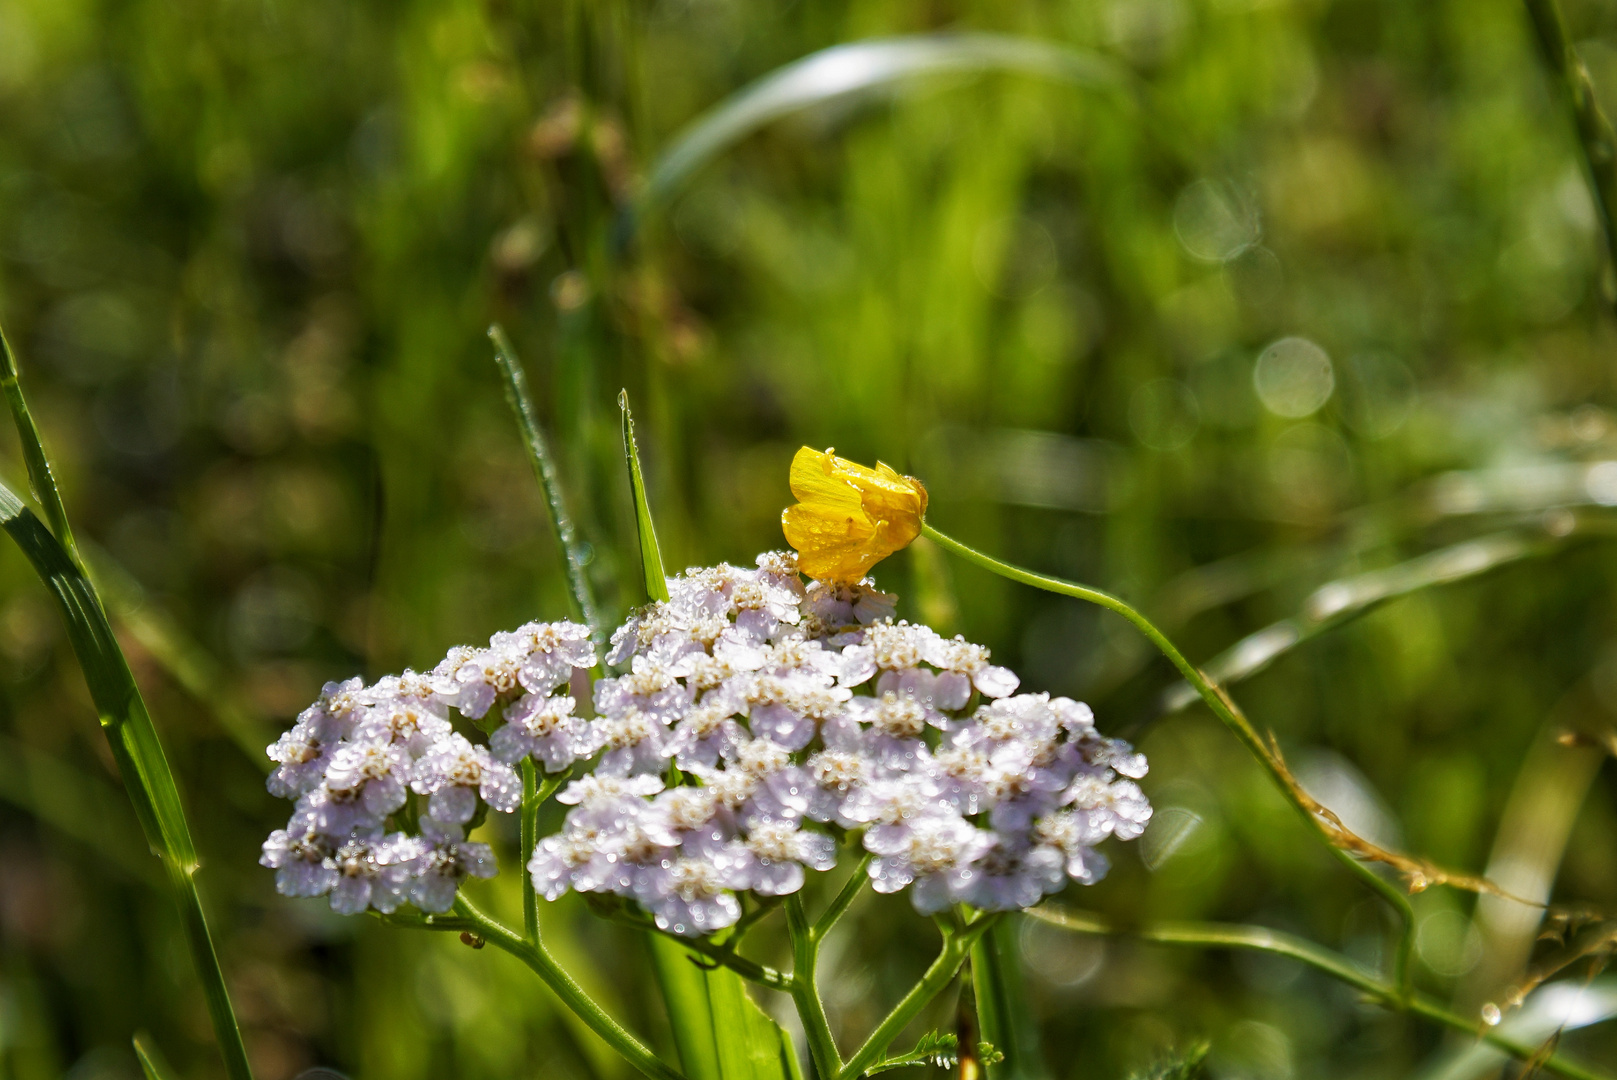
left=786, top=894, right=842, bottom=1079
left=450, top=894, right=686, bottom=1080
left=838, top=915, right=1002, bottom=1080
left=0, top=486, right=253, bottom=1080
left=813, top=853, right=872, bottom=942
left=1027, top=906, right=1610, bottom=1080
left=0, top=324, right=78, bottom=565
left=921, top=522, right=1417, bottom=1003
left=628, top=919, right=790, bottom=991
left=522, top=761, right=541, bottom=943
left=490, top=325, right=606, bottom=652
left=1522, top=0, right=1617, bottom=288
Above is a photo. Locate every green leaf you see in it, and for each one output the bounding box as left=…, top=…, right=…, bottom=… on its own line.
left=647, top=937, right=723, bottom=1080
left=971, top=917, right=1047, bottom=1080
left=133, top=1033, right=180, bottom=1080
left=868, top=1031, right=960, bottom=1074
left=620, top=389, right=669, bottom=603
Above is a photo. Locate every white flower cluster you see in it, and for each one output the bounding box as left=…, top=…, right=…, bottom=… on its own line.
left=260, top=622, right=596, bottom=914
left=261, top=552, right=1153, bottom=935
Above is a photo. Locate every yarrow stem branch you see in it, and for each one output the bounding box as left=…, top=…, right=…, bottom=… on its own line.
left=448, top=895, right=686, bottom=1080
left=838, top=914, right=1003, bottom=1080
left=1027, top=906, right=1610, bottom=1080
left=786, top=893, right=843, bottom=1079
left=919, top=523, right=1418, bottom=1001
left=813, top=853, right=872, bottom=942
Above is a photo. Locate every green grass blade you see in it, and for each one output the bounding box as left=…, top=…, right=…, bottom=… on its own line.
left=0, top=324, right=79, bottom=564
left=620, top=390, right=669, bottom=603
left=490, top=324, right=607, bottom=651
left=621, top=389, right=713, bottom=1076
left=617, top=394, right=793, bottom=1080
left=647, top=938, right=722, bottom=1080
left=970, top=918, right=1046, bottom=1080
left=0, top=483, right=254, bottom=1080
left=630, top=34, right=1131, bottom=228
left=133, top=1033, right=180, bottom=1080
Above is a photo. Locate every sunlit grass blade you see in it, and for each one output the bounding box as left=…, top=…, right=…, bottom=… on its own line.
left=1157, top=521, right=1606, bottom=714
left=490, top=324, right=607, bottom=652
left=0, top=483, right=254, bottom=1080
left=620, top=389, right=669, bottom=603
left=0, top=324, right=78, bottom=564
left=133, top=1033, right=180, bottom=1080
left=630, top=34, right=1132, bottom=230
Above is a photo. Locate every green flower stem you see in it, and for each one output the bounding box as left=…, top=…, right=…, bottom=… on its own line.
left=1522, top=0, right=1617, bottom=290
left=1027, top=906, right=1610, bottom=1080
left=519, top=762, right=561, bottom=945
left=521, top=762, right=539, bottom=942
left=449, top=894, right=686, bottom=1080
left=812, top=853, right=872, bottom=942
left=838, top=913, right=1002, bottom=1080
left=920, top=523, right=1417, bottom=1003
left=786, top=894, right=842, bottom=1079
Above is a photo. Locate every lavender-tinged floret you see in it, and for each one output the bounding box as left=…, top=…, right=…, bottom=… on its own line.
left=410, top=733, right=522, bottom=825
left=491, top=693, right=592, bottom=772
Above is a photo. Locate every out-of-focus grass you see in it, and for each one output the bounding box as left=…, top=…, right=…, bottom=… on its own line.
left=1, top=0, right=1617, bottom=1077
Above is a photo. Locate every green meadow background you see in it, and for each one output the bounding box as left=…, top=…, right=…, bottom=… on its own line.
left=0, top=0, right=1615, bottom=1077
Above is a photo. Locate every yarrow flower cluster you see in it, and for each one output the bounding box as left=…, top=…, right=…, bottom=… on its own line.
left=261, top=552, right=1152, bottom=935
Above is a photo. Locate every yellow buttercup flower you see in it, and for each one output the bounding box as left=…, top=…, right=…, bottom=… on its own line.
left=781, top=446, right=928, bottom=584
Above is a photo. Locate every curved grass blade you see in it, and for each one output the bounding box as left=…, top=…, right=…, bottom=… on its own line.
left=629, top=33, right=1133, bottom=232
left=0, top=484, right=253, bottom=1080
left=620, top=390, right=669, bottom=603
left=490, top=325, right=607, bottom=653
left=0, top=325, right=78, bottom=564
left=1158, top=517, right=1614, bottom=714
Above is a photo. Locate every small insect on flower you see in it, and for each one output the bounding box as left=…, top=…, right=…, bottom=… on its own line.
left=781, top=446, right=928, bottom=584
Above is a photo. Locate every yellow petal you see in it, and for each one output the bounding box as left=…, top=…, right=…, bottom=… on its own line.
left=781, top=446, right=927, bottom=583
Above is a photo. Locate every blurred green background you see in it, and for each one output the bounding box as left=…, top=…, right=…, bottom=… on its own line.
left=2, top=0, right=1616, bottom=1077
